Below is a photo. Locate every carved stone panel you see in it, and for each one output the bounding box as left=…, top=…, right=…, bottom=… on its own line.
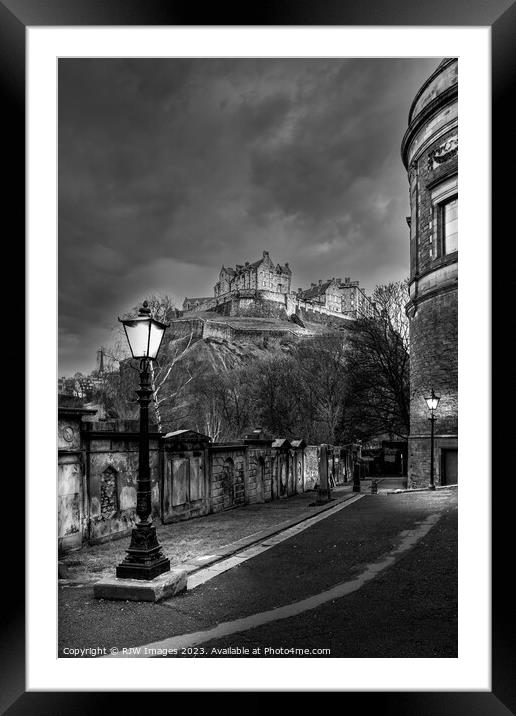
left=172, top=458, right=188, bottom=506
left=427, top=135, right=458, bottom=170
left=100, top=466, right=119, bottom=519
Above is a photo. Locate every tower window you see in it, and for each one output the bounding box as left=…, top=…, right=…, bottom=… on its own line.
left=431, top=175, right=458, bottom=259
left=440, top=196, right=458, bottom=254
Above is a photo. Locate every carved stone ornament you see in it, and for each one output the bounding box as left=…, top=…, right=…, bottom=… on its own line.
left=62, top=426, right=75, bottom=443
left=427, top=135, right=458, bottom=170
left=408, top=161, right=418, bottom=184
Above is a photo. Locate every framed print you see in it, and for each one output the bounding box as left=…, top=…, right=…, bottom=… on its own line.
left=3, top=0, right=512, bottom=711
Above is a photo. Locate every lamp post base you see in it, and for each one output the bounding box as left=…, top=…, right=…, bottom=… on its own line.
left=428, top=484, right=436, bottom=491
left=315, top=487, right=333, bottom=504
left=116, top=522, right=170, bottom=581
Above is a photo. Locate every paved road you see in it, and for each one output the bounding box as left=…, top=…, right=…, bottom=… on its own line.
left=59, top=490, right=457, bottom=658
left=59, top=485, right=356, bottom=583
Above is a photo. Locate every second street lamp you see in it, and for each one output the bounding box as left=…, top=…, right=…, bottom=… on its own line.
left=116, top=300, right=170, bottom=580
left=424, top=389, right=441, bottom=491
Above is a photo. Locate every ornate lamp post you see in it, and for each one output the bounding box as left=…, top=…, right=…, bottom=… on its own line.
left=116, top=301, right=170, bottom=580
left=424, top=389, right=441, bottom=491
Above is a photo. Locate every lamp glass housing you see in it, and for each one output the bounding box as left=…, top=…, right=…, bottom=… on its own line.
left=121, top=317, right=167, bottom=360
left=425, top=392, right=441, bottom=411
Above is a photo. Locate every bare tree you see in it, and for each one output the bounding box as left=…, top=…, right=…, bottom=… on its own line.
left=133, top=294, right=195, bottom=432
left=345, top=279, right=410, bottom=441
left=371, top=279, right=410, bottom=352
left=150, top=332, right=195, bottom=433
left=95, top=295, right=195, bottom=430
left=294, top=334, right=348, bottom=444
left=189, top=374, right=226, bottom=441
left=136, top=294, right=179, bottom=324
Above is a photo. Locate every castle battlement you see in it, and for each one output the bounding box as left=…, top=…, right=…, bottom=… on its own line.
left=214, top=250, right=291, bottom=299
left=183, top=251, right=375, bottom=322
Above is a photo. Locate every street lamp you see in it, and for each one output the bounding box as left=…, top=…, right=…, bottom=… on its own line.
left=424, top=389, right=441, bottom=491
left=116, top=301, right=170, bottom=580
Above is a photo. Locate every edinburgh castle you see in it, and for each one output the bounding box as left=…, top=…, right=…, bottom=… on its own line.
left=183, top=250, right=376, bottom=326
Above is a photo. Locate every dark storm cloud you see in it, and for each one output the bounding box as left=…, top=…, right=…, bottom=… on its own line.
left=58, top=57, right=438, bottom=374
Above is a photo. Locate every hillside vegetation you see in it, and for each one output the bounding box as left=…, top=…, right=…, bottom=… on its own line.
left=92, top=281, right=409, bottom=445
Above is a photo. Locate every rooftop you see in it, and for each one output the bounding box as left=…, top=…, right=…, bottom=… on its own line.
left=221, top=250, right=290, bottom=277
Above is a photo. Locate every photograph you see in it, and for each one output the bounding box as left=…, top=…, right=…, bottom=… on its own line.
left=0, top=0, right=508, bottom=702
left=0, top=0, right=507, bottom=702
left=4, top=0, right=504, bottom=704
left=57, top=56, right=459, bottom=660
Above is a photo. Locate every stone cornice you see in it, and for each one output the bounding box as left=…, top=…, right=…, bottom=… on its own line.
left=81, top=431, right=163, bottom=441
left=58, top=407, right=97, bottom=417
left=407, top=58, right=456, bottom=125
left=209, top=445, right=247, bottom=454
left=410, top=251, right=458, bottom=287
left=406, top=280, right=458, bottom=315
left=407, top=434, right=458, bottom=440
left=401, top=84, right=458, bottom=170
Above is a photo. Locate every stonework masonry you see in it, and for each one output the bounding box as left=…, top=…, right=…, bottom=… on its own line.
left=409, top=291, right=458, bottom=438
left=183, top=250, right=375, bottom=325
left=82, top=420, right=163, bottom=545
left=215, top=250, right=291, bottom=298
left=402, top=58, right=458, bottom=487
left=58, top=411, right=361, bottom=554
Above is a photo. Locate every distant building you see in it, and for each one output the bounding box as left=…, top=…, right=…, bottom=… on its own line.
left=57, top=376, right=88, bottom=398
left=214, top=250, right=292, bottom=298
left=96, top=347, right=106, bottom=374
left=401, top=58, right=458, bottom=487
left=298, top=279, right=342, bottom=312
left=58, top=349, right=109, bottom=400
left=182, top=250, right=373, bottom=324
left=339, top=277, right=376, bottom=319
left=182, top=296, right=212, bottom=312
left=298, top=277, right=375, bottom=319
left=58, top=376, right=73, bottom=395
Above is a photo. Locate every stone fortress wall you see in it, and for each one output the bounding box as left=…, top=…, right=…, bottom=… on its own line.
left=183, top=250, right=375, bottom=325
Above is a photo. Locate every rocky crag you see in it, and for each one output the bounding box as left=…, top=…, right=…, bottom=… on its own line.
left=165, top=310, right=350, bottom=373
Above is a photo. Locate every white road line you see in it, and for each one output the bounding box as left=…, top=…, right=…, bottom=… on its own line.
left=187, top=494, right=364, bottom=589
left=104, top=510, right=440, bottom=658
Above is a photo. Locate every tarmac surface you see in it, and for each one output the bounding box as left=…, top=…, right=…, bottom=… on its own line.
left=60, top=483, right=373, bottom=583
left=59, top=486, right=457, bottom=658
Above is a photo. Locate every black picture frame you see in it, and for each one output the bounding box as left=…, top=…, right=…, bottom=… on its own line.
left=5, top=0, right=512, bottom=711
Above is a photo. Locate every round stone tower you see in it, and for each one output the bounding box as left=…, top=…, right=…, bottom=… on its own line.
left=401, top=58, right=458, bottom=488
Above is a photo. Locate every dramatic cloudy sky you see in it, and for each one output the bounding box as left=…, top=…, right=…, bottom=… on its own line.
left=59, top=57, right=438, bottom=375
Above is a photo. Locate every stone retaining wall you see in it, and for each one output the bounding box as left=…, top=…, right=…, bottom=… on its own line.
left=58, top=411, right=357, bottom=552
